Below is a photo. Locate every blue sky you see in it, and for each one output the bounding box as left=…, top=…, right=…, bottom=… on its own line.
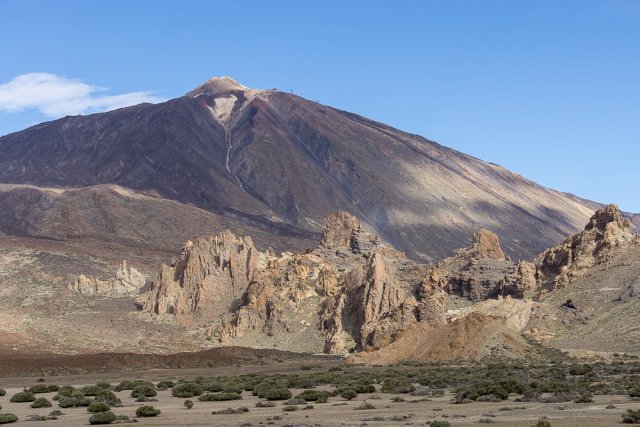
left=1, top=0, right=639, bottom=212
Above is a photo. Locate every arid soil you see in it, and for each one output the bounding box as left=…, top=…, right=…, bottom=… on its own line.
left=1, top=363, right=638, bottom=426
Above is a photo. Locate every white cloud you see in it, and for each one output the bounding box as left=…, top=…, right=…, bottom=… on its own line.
left=0, top=73, right=166, bottom=117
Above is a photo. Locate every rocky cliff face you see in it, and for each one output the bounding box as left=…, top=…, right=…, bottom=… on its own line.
left=144, top=231, right=267, bottom=323
left=536, top=204, right=635, bottom=290
left=68, top=260, right=145, bottom=297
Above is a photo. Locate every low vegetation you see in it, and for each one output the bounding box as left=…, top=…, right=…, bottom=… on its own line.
left=88, top=411, right=117, bottom=425
left=135, top=405, right=161, bottom=417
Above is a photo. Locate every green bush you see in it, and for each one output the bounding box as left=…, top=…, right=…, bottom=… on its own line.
left=156, top=380, right=175, bottom=390
left=295, top=390, right=330, bottom=402
left=95, top=390, right=122, bottom=407
left=171, top=382, right=203, bottom=398
left=222, top=384, right=243, bottom=394
left=135, top=405, right=161, bottom=417
left=0, top=413, right=18, bottom=424
left=131, top=385, right=157, bottom=398
left=431, top=422, right=451, bottom=427
left=89, top=411, right=117, bottom=425
left=622, top=409, right=640, bottom=424
left=0, top=389, right=5, bottom=397
left=114, top=380, right=135, bottom=391
left=58, top=397, right=93, bottom=408
left=96, top=382, right=111, bottom=390
left=10, top=391, right=35, bottom=402
left=198, top=392, right=242, bottom=401
left=30, top=397, right=52, bottom=408
left=29, top=384, right=57, bottom=394
left=184, top=400, right=193, bottom=410
left=568, top=364, right=593, bottom=376
left=87, top=401, right=111, bottom=413
left=532, top=420, right=551, bottom=427
left=80, top=385, right=103, bottom=396
left=262, top=387, right=292, bottom=401
left=628, top=387, right=640, bottom=398
left=202, top=382, right=224, bottom=392
left=340, top=388, right=358, bottom=400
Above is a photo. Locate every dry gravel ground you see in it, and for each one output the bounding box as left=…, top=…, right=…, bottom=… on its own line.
left=1, top=365, right=638, bottom=426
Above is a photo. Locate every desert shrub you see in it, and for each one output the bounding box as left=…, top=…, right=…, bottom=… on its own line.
left=184, top=400, right=193, bottom=410
left=340, top=388, right=358, bottom=400
left=629, top=387, right=640, bottom=398
left=135, top=405, right=161, bottom=417
left=201, top=381, right=224, bottom=392
left=262, top=387, right=292, bottom=401
left=222, top=383, right=243, bottom=394
left=431, top=422, right=451, bottom=427
left=0, top=413, right=18, bottom=424
left=95, top=390, right=122, bottom=407
left=255, top=401, right=276, bottom=407
left=0, top=389, right=5, bottom=396
left=532, top=420, right=551, bottom=427
left=568, top=364, right=593, bottom=376
left=10, top=391, right=35, bottom=402
left=212, top=407, right=249, bottom=414
left=80, top=385, right=103, bottom=397
left=295, top=390, right=330, bottom=402
left=70, top=390, right=86, bottom=399
left=54, top=386, right=75, bottom=398
left=156, top=380, right=175, bottom=390
left=622, top=409, right=640, bottom=424
left=96, top=382, right=111, bottom=390
left=381, top=377, right=414, bottom=394
left=282, top=405, right=298, bottom=411
left=58, top=397, right=92, bottom=408
left=300, top=365, right=313, bottom=370
left=89, top=411, right=117, bottom=425
left=198, top=392, right=242, bottom=401
left=574, top=393, right=593, bottom=403
left=31, top=397, right=52, bottom=408
left=131, top=385, right=157, bottom=398
left=355, top=401, right=375, bottom=410
left=87, top=401, right=111, bottom=413
left=284, top=398, right=307, bottom=405
left=28, top=384, right=51, bottom=394
left=114, top=380, right=134, bottom=391
left=49, top=410, right=63, bottom=416
left=328, top=366, right=343, bottom=372
left=171, top=382, right=203, bottom=398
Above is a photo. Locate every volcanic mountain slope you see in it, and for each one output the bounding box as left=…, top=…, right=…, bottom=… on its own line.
left=0, top=76, right=632, bottom=261
left=0, top=183, right=316, bottom=273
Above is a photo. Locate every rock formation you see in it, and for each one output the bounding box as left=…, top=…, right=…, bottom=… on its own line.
left=536, top=204, right=635, bottom=290
left=68, top=260, right=146, bottom=297
left=144, top=231, right=267, bottom=323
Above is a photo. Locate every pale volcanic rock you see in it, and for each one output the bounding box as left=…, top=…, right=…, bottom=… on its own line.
left=447, top=296, right=534, bottom=332
left=470, top=229, right=506, bottom=260
left=536, top=204, right=635, bottom=290
left=68, top=260, right=145, bottom=297
left=144, top=230, right=266, bottom=323
left=320, top=211, right=360, bottom=249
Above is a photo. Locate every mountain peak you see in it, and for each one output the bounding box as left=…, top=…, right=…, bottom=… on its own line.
left=187, top=76, right=261, bottom=97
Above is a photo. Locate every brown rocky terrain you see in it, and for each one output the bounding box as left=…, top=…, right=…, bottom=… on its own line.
left=139, top=205, right=639, bottom=363
left=1, top=77, right=635, bottom=264
left=142, top=211, right=541, bottom=360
